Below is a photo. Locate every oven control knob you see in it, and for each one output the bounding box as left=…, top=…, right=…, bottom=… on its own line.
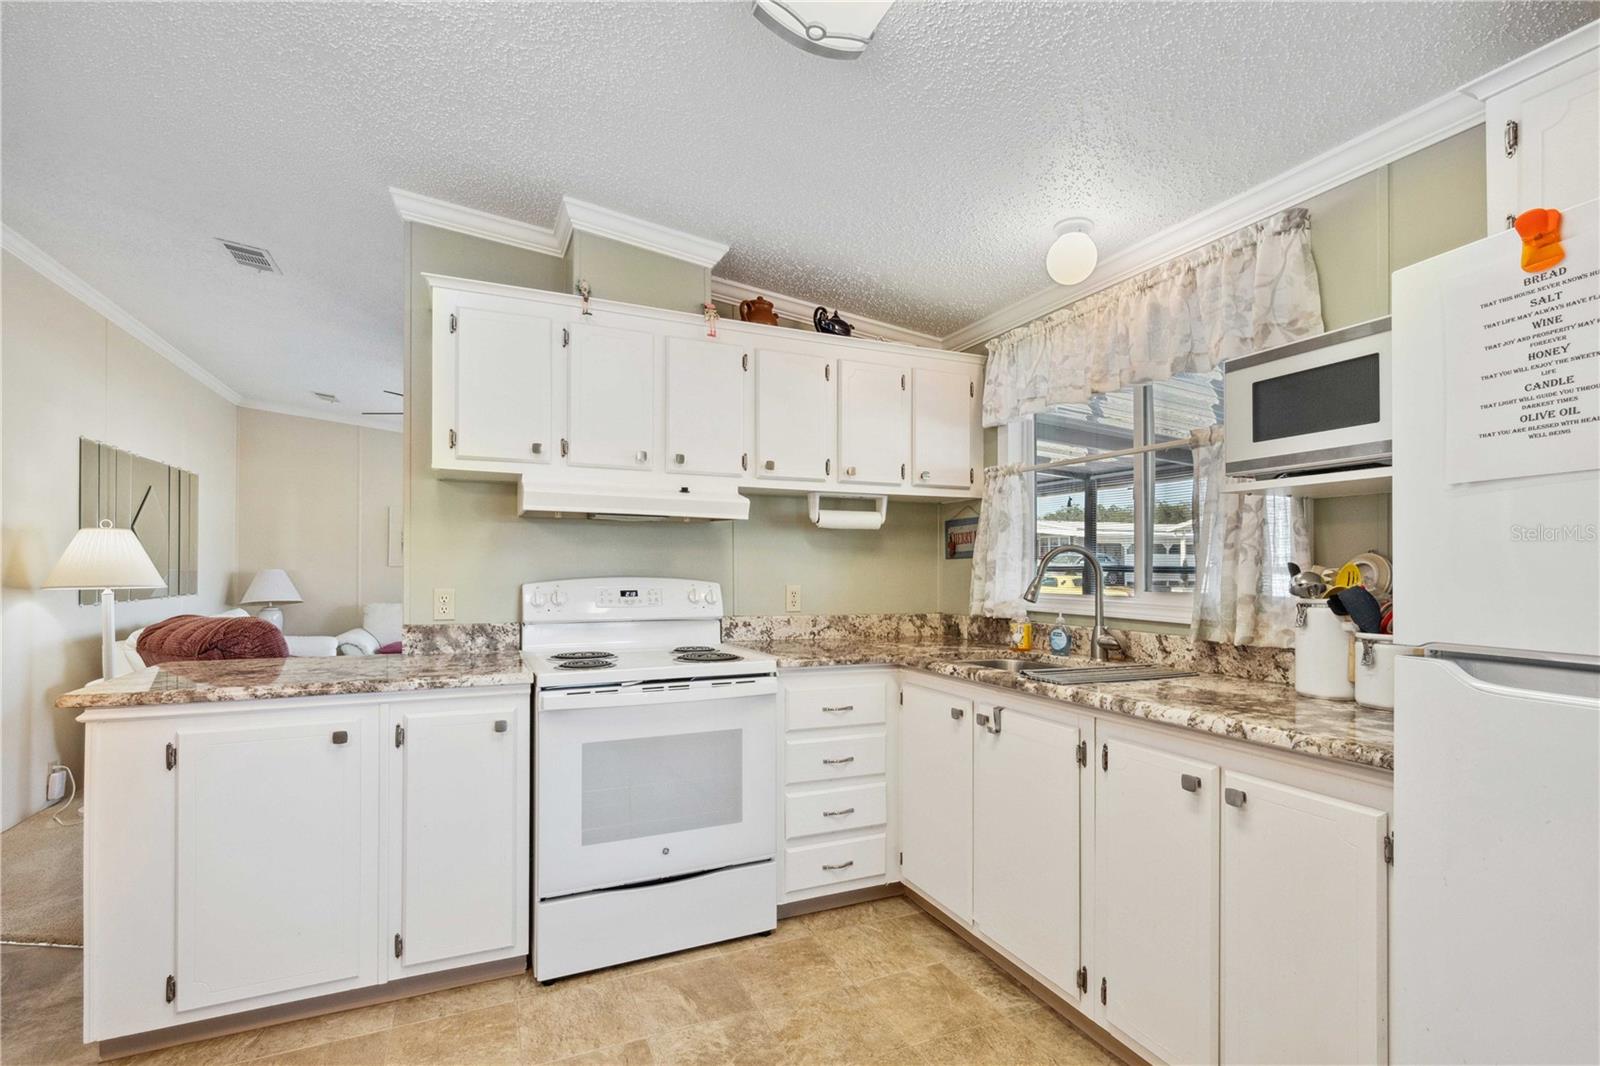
left=550, top=590, right=567, bottom=608
left=687, top=587, right=703, bottom=604
left=705, top=587, right=719, bottom=605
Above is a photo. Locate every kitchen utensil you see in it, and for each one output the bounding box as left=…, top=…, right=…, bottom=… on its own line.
left=1332, top=586, right=1384, bottom=633
left=1289, top=573, right=1328, bottom=599
left=1331, top=562, right=1365, bottom=590
left=1349, top=551, right=1393, bottom=596
left=1293, top=598, right=1355, bottom=701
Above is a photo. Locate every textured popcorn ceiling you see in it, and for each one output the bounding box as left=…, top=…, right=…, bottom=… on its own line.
left=2, top=2, right=1594, bottom=416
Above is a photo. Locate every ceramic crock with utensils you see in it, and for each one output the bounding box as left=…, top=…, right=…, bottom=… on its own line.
left=1294, top=598, right=1355, bottom=701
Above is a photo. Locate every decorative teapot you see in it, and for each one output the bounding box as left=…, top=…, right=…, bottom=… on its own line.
left=738, top=296, right=779, bottom=326
left=813, top=306, right=854, bottom=337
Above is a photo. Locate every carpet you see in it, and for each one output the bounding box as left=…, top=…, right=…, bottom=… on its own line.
left=1, top=796, right=83, bottom=946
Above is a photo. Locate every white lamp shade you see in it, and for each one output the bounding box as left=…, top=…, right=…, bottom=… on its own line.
left=1046, top=229, right=1099, bottom=286
left=240, top=568, right=302, bottom=606
left=42, top=522, right=165, bottom=590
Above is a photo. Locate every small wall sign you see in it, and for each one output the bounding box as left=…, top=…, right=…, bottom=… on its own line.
left=945, top=516, right=978, bottom=560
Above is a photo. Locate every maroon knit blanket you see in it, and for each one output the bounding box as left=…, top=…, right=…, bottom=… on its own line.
left=136, top=615, right=289, bottom=666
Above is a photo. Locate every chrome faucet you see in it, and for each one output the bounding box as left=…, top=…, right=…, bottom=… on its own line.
left=1023, top=545, right=1123, bottom=662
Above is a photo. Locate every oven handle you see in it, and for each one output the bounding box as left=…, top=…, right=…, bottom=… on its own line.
left=538, top=675, right=779, bottom=709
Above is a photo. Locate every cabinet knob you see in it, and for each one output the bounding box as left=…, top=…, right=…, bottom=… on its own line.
left=531, top=442, right=542, bottom=455
left=494, top=719, right=509, bottom=733
left=636, top=450, right=649, bottom=463
left=331, top=730, right=348, bottom=745
left=764, top=459, right=776, bottom=471
left=950, top=707, right=965, bottom=721
left=1224, top=787, right=1247, bottom=807
left=919, top=470, right=932, bottom=481
left=845, top=465, right=857, bottom=477
left=1180, top=773, right=1202, bottom=793
left=674, top=453, right=686, bottom=465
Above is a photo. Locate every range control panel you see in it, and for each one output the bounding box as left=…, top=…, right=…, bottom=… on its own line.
left=521, top=577, right=723, bottom=621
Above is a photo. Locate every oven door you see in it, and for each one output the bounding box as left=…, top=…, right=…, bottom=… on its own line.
left=536, top=676, right=778, bottom=900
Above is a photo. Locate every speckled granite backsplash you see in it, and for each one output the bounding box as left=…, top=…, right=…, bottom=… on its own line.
left=720, top=613, right=1292, bottom=684
left=403, top=623, right=521, bottom=655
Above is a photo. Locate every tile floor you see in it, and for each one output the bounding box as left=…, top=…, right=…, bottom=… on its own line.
left=1, top=897, right=1120, bottom=1066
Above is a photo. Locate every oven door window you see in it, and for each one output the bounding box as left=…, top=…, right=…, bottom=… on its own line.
left=581, top=729, right=742, bottom=845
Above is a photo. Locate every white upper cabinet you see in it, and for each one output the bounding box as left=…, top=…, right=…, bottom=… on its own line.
left=1220, top=772, right=1388, bottom=1066
left=1095, top=733, right=1220, bottom=1066
left=1484, top=47, right=1599, bottom=231
left=837, top=359, right=908, bottom=486
left=567, top=321, right=657, bottom=471
left=898, top=682, right=973, bottom=920
left=755, top=348, right=834, bottom=483
left=666, top=337, right=748, bottom=478
left=911, top=366, right=976, bottom=490
left=450, top=304, right=556, bottom=465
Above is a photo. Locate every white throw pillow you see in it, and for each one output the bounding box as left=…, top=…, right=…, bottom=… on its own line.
left=363, top=602, right=403, bottom=647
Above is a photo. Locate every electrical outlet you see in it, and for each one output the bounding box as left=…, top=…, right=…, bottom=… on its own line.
left=785, top=584, right=801, bottom=612
left=46, top=765, right=67, bottom=804
left=433, top=588, right=456, bottom=621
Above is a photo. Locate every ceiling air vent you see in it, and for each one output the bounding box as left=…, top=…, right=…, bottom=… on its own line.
left=217, top=239, right=279, bottom=273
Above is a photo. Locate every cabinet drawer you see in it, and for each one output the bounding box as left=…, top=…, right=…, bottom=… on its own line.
left=785, top=733, right=886, bottom=784
left=786, top=682, right=887, bottom=732
left=786, top=782, right=888, bottom=840
left=785, top=834, right=888, bottom=893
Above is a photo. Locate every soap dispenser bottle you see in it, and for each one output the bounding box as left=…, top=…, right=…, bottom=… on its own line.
left=1047, top=613, right=1071, bottom=655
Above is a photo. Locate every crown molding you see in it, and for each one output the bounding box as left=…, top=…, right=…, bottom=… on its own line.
left=709, top=275, right=944, bottom=349
left=556, top=196, right=729, bottom=269
left=2, top=224, right=245, bottom=404
left=389, top=187, right=565, bottom=256
left=238, top=400, right=403, bottom=434
left=939, top=84, right=1488, bottom=352
left=1462, top=19, right=1597, bottom=100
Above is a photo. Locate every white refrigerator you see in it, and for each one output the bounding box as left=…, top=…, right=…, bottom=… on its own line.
left=1391, top=198, right=1600, bottom=1064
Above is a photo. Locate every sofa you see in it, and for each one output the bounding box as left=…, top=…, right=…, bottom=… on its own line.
left=112, top=609, right=337, bottom=677
left=335, top=602, right=403, bottom=655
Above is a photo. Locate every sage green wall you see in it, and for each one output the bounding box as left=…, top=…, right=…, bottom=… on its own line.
left=404, top=223, right=950, bottom=624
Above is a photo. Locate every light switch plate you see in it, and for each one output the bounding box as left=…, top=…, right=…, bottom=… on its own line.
left=785, top=584, right=801, bottom=612
left=433, top=588, right=456, bottom=621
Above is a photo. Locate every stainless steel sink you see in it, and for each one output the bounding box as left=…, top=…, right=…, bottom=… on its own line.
left=1020, top=664, right=1194, bottom=685
left=948, top=658, right=1037, bottom=673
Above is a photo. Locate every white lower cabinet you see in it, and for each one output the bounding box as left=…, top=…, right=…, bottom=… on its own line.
left=1095, top=732, right=1221, bottom=1066
left=897, top=681, right=973, bottom=920
left=1219, top=772, right=1388, bottom=1066
left=81, top=688, right=530, bottom=1043
left=972, top=698, right=1085, bottom=997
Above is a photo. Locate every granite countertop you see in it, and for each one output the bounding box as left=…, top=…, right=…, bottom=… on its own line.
left=728, top=638, right=1394, bottom=772
left=58, top=651, right=534, bottom=714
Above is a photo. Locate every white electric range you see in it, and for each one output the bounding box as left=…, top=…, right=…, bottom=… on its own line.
left=522, top=577, right=778, bottom=981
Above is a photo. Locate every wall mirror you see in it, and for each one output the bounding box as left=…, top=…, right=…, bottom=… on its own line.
left=77, top=438, right=198, bottom=603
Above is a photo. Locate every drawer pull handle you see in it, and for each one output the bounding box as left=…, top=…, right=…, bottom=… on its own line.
left=821, top=704, right=854, bottom=713
left=822, top=756, right=855, bottom=766
left=1180, top=773, right=1202, bottom=793
left=822, top=807, right=856, bottom=818
left=1225, top=787, right=1247, bottom=808
left=822, top=860, right=855, bottom=871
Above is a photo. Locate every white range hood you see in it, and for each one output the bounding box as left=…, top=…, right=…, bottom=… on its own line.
left=518, top=476, right=750, bottom=522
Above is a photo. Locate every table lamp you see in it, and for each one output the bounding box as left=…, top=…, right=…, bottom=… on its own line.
left=240, top=569, right=302, bottom=629
left=43, top=519, right=167, bottom=679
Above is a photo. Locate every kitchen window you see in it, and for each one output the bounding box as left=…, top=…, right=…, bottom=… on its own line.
left=1021, top=370, right=1223, bottom=623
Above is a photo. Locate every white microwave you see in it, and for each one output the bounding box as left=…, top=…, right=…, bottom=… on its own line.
left=1223, top=317, right=1391, bottom=478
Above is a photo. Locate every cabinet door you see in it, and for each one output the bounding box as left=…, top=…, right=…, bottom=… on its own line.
left=1220, top=772, right=1387, bottom=1066
left=1486, top=50, right=1599, bottom=230
left=568, top=321, right=657, bottom=471
left=666, top=337, right=748, bottom=477
left=755, top=348, right=833, bottom=482
left=910, top=366, right=975, bottom=490
left=973, top=701, right=1081, bottom=995
left=453, top=305, right=556, bottom=464
left=1095, top=735, right=1219, bottom=1066
left=174, top=713, right=379, bottom=1011
left=898, top=683, right=972, bottom=919
left=837, top=359, right=908, bottom=486
left=394, top=699, right=529, bottom=975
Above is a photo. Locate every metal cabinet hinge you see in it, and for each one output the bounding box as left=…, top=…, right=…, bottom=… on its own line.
left=742, top=352, right=749, bottom=371
left=969, top=467, right=974, bottom=485
left=562, top=327, right=570, bottom=348
left=1076, top=740, right=1087, bottom=767
left=394, top=724, right=405, bottom=748
left=394, top=934, right=403, bottom=958
left=1076, top=966, right=1088, bottom=994
left=1383, top=832, right=1394, bottom=865
left=165, top=742, right=177, bottom=771
left=1101, top=743, right=1108, bottom=771
left=969, top=381, right=975, bottom=398
left=1100, top=977, right=1107, bottom=1005
left=1504, top=119, right=1519, bottom=158
left=165, top=975, right=176, bottom=1003
left=898, top=690, right=904, bottom=706
left=741, top=452, right=749, bottom=471
left=900, top=463, right=907, bottom=480
left=1506, top=213, right=1518, bottom=229
left=448, top=313, right=457, bottom=334
left=824, top=364, right=831, bottom=382
left=898, top=851, right=903, bottom=865
left=448, top=428, right=457, bottom=449
left=900, top=373, right=906, bottom=390
left=825, top=458, right=831, bottom=475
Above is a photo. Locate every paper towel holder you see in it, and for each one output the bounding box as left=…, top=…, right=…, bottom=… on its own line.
left=807, top=492, right=888, bottom=530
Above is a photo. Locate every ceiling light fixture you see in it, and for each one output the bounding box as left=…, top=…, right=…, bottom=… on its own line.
left=1046, top=218, right=1098, bottom=286
left=752, top=0, right=893, bottom=59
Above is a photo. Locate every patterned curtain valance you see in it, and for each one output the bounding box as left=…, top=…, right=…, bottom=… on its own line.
left=981, top=208, right=1323, bottom=427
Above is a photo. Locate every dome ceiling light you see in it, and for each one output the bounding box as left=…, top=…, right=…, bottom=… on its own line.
left=1046, top=218, right=1098, bottom=286
left=752, top=1, right=894, bottom=60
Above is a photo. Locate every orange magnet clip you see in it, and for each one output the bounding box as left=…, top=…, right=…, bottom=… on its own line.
left=1515, top=207, right=1565, bottom=273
